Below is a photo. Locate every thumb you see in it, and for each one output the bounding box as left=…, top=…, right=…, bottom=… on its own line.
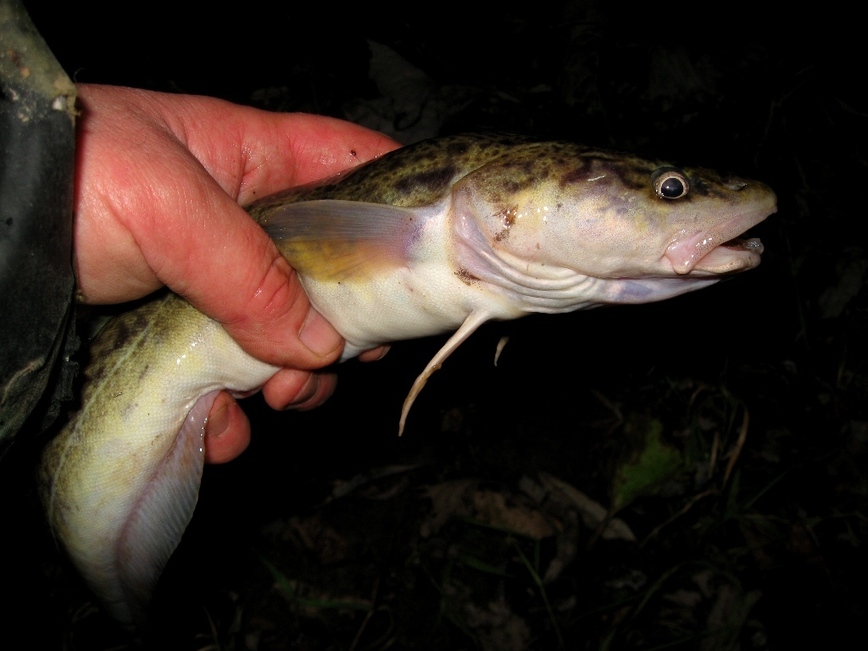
left=213, top=239, right=345, bottom=369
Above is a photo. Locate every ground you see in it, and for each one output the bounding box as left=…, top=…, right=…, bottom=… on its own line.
left=3, top=1, right=867, bottom=649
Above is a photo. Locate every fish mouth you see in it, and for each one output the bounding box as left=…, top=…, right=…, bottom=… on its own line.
left=664, top=202, right=776, bottom=275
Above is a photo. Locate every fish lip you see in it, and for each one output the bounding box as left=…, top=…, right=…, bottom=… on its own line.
left=664, top=201, right=777, bottom=275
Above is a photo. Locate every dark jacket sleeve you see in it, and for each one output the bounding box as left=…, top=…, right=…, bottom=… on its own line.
left=0, top=0, right=78, bottom=455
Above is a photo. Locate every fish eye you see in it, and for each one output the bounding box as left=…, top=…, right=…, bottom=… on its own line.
left=651, top=168, right=690, bottom=199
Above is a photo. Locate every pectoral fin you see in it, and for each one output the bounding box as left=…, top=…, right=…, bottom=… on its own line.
left=261, top=199, right=429, bottom=281
left=400, top=310, right=493, bottom=434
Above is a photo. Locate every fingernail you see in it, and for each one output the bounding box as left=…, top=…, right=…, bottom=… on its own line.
left=285, top=374, right=318, bottom=410
left=298, top=308, right=342, bottom=357
left=207, top=401, right=231, bottom=439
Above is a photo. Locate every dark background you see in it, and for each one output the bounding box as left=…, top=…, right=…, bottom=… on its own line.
left=3, top=1, right=866, bottom=649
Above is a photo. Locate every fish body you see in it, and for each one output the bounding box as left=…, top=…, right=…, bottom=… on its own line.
left=39, top=133, right=776, bottom=631
left=254, top=135, right=772, bottom=354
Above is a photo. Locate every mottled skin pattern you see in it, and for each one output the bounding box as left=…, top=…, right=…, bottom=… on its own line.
left=250, top=133, right=743, bottom=221
left=249, top=134, right=532, bottom=212
left=249, top=134, right=757, bottom=259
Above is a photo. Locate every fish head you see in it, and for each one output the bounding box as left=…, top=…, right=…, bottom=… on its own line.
left=454, top=143, right=776, bottom=284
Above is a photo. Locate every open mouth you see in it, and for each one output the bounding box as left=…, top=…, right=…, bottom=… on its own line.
left=664, top=203, right=775, bottom=275
left=688, top=235, right=765, bottom=274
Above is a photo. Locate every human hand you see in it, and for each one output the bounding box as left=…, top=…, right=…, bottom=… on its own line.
left=73, top=84, right=399, bottom=463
